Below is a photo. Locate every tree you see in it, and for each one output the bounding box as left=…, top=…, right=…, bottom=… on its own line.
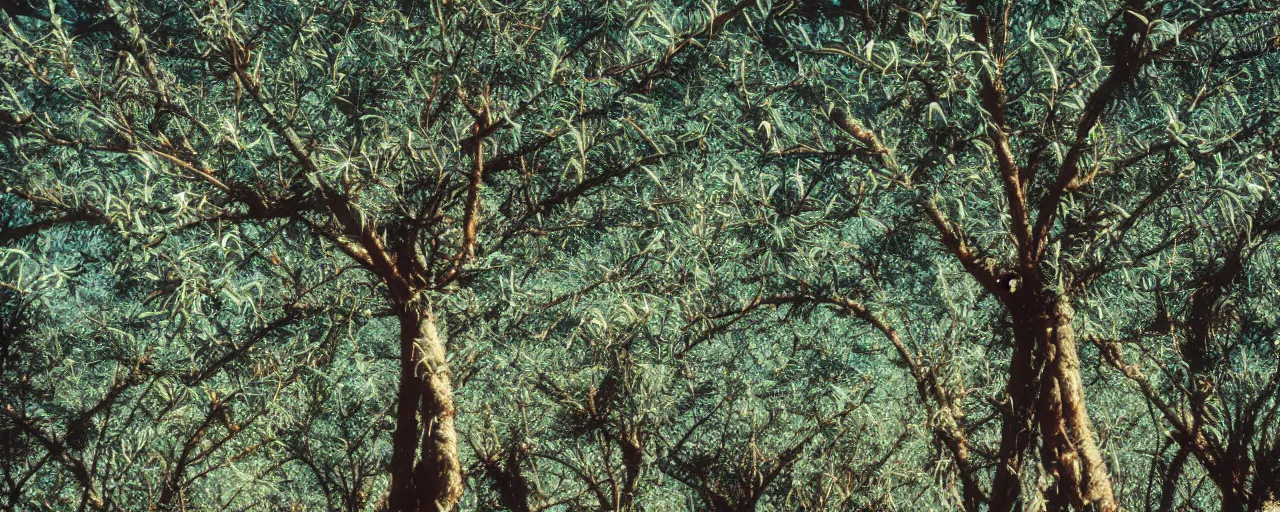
left=2, top=0, right=752, bottom=509
left=690, top=0, right=1280, bottom=510
left=3, top=0, right=1278, bottom=511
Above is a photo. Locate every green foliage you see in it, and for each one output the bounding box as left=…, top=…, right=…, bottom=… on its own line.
left=2, top=0, right=1279, bottom=511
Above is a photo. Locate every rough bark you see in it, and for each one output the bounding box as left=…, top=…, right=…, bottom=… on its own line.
left=1036, top=299, right=1119, bottom=512
left=992, top=289, right=1119, bottom=512
left=387, top=303, right=462, bottom=512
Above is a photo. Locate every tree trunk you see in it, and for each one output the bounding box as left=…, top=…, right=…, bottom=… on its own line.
left=618, top=425, right=644, bottom=511
left=1156, top=445, right=1189, bottom=511
left=991, top=290, right=1119, bottom=512
left=1180, top=250, right=1251, bottom=512
left=387, top=303, right=462, bottom=512
left=987, top=310, right=1043, bottom=512
left=1036, top=299, right=1118, bottom=512
left=944, top=424, right=984, bottom=512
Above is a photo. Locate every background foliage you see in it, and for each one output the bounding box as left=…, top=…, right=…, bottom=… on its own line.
left=2, top=0, right=1278, bottom=510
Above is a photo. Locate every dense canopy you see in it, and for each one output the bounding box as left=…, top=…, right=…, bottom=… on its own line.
left=2, top=0, right=1279, bottom=511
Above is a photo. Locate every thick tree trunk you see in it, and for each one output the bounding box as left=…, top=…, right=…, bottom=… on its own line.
left=991, top=291, right=1119, bottom=512
left=387, top=303, right=462, bottom=512
left=1036, top=299, right=1118, bottom=512
left=988, top=313, right=1043, bottom=512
